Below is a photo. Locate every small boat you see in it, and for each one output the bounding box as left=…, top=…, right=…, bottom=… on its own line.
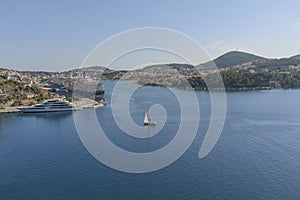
left=144, top=112, right=157, bottom=126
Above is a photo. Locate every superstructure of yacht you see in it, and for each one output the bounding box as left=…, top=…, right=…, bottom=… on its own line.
left=18, top=98, right=79, bottom=113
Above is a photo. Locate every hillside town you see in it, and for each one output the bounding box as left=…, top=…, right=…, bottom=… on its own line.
left=2, top=51, right=300, bottom=110
left=0, top=67, right=106, bottom=110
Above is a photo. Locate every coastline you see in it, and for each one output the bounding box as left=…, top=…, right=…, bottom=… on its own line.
left=0, top=81, right=293, bottom=114
left=73, top=98, right=105, bottom=109
left=140, top=81, right=274, bottom=91
left=0, top=107, right=21, bottom=114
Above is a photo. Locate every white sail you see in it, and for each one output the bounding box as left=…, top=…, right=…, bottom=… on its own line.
left=144, top=112, right=156, bottom=126
left=144, top=113, right=149, bottom=124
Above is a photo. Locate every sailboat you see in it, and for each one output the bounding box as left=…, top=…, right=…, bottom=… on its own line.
left=144, top=112, right=157, bottom=126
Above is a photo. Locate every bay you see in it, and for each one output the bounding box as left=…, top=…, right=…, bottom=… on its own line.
left=1, top=81, right=300, bottom=199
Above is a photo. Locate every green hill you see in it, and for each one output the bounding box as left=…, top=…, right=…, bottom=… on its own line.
left=198, top=51, right=266, bottom=69
left=290, top=54, right=300, bottom=60
left=254, top=58, right=300, bottom=70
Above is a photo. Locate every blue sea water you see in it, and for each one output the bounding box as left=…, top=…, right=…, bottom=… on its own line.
left=1, top=81, right=300, bottom=199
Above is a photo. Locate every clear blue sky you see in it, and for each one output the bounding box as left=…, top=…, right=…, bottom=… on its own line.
left=1, top=0, right=300, bottom=71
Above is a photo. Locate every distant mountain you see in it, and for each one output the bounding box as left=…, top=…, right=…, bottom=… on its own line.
left=76, top=66, right=107, bottom=71
left=198, top=51, right=267, bottom=69
left=290, top=54, right=300, bottom=60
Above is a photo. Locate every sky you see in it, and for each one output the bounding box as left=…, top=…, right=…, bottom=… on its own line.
left=1, top=0, right=300, bottom=71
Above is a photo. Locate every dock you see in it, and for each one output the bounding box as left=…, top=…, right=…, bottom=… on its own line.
left=0, top=107, right=21, bottom=114
left=73, top=98, right=105, bottom=109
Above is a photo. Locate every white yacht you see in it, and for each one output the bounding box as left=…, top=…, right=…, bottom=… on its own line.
left=18, top=99, right=80, bottom=113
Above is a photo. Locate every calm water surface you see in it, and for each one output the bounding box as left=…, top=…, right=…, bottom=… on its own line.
left=1, top=81, right=300, bottom=199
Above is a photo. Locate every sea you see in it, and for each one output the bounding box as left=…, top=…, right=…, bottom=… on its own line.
left=1, top=81, right=300, bottom=200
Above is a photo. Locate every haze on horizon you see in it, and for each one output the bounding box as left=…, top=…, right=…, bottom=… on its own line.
left=1, top=0, right=300, bottom=71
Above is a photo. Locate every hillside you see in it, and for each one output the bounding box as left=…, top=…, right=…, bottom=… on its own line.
left=254, top=58, right=300, bottom=70
left=198, top=51, right=266, bottom=69
left=0, top=76, right=54, bottom=107
left=2, top=50, right=300, bottom=97
left=290, top=54, right=300, bottom=60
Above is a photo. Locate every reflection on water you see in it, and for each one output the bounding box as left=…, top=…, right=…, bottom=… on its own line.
left=20, top=111, right=73, bottom=119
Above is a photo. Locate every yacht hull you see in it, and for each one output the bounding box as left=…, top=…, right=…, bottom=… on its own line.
left=19, top=108, right=79, bottom=113
left=17, top=98, right=80, bottom=113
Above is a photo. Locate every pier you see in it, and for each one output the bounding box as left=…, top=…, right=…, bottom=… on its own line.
left=73, top=98, right=105, bottom=109
left=0, top=107, right=21, bottom=114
